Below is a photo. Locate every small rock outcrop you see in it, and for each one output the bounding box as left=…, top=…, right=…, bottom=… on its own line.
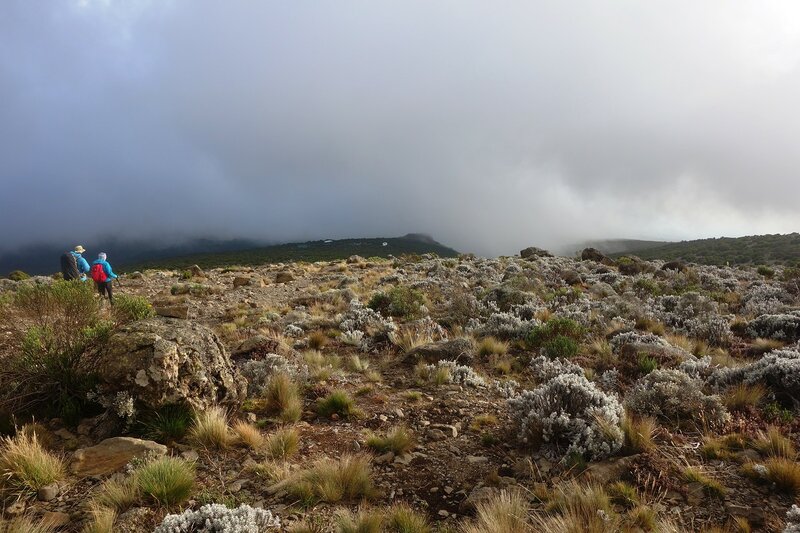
left=404, top=338, right=474, bottom=365
left=94, top=318, right=246, bottom=411
left=581, top=247, right=615, bottom=266
left=71, top=437, right=167, bottom=476
left=519, top=246, right=553, bottom=259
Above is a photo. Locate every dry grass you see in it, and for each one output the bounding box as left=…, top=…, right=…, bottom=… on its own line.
left=248, top=460, right=292, bottom=484
left=751, top=337, right=784, bottom=355
left=265, top=427, right=300, bottom=460
left=265, top=373, right=303, bottom=423
left=386, top=503, right=431, bottom=532
left=461, top=489, right=531, bottom=533
left=81, top=503, right=117, bottom=533
left=607, top=481, right=640, bottom=509
left=754, top=426, right=796, bottom=459
left=470, top=414, right=499, bottom=432
left=0, top=431, right=66, bottom=497
left=700, top=433, right=749, bottom=461
left=189, top=406, right=232, bottom=450
left=489, top=355, right=513, bottom=375
left=134, top=456, right=195, bottom=506
left=232, top=421, right=265, bottom=450
left=764, top=457, right=800, bottom=494
left=723, top=383, right=766, bottom=411
left=2, top=516, right=57, bottom=533
left=393, top=328, right=433, bottom=352
left=287, top=454, right=374, bottom=505
left=335, top=508, right=384, bottom=533
left=307, top=330, right=328, bottom=350
left=366, top=426, right=415, bottom=455
left=683, top=467, right=726, bottom=497
left=477, top=337, right=508, bottom=357
left=345, top=355, right=370, bottom=373
left=93, top=477, right=139, bottom=512
left=621, top=415, right=657, bottom=453
left=588, top=338, right=614, bottom=367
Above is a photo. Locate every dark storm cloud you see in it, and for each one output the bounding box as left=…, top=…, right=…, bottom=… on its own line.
left=2, top=0, right=800, bottom=256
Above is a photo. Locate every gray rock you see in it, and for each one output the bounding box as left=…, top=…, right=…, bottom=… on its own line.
left=276, top=271, right=295, bottom=283
left=460, top=486, right=498, bottom=513
left=37, top=483, right=59, bottom=502
left=154, top=304, right=190, bottom=319
left=520, top=246, right=553, bottom=259
left=94, top=318, right=246, bottom=412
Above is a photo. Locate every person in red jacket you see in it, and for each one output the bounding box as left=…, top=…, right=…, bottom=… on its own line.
left=89, top=252, right=118, bottom=305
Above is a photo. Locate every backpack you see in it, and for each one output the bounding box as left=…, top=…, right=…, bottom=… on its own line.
left=60, top=252, right=79, bottom=280
left=90, top=263, right=108, bottom=283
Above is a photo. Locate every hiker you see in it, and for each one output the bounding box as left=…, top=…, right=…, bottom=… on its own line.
left=90, top=252, right=118, bottom=305
left=60, top=245, right=91, bottom=281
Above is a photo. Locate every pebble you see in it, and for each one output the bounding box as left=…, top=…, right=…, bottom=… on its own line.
left=37, top=483, right=60, bottom=502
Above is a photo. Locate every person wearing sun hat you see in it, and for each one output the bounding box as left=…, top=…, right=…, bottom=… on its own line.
left=60, top=245, right=90, bottom=281
left=71, top=245, right=91, bottom=281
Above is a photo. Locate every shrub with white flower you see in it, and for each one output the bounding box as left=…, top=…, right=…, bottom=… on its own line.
left=238, top=354, right=308, bottom=395
left=710, top=347, right=800, bottom=399
left=508, top=372, right=624, bottom=461
left=784, top=504, right=800, bottom=533
left=154, top=503, right=280, bottom=533
left=626, top=369, right=729, bottom=428
left=747, top=312, right=800, bottom=342
left=529, top=355, right=583, bottom=382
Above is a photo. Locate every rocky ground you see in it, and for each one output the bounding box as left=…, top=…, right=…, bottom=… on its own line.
left=1, top=248, right=800, bottom=532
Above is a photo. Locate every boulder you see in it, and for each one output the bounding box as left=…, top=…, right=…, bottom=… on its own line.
left=520, top=246, right=552, bottom=259
left=582, top=455, right=640, bottom=485
left=71, top=437, right=167, bottom=476
left=581, top=247, right=615, bottom=266
left=233, top=276, right=251, bottom=288
left=275, top=271, right=295, bottom=283
left=560, top=269, right=582, bottom=285
left=346, top=255, right=365, bottom=264
left=94, top=318, right=246, bottom=412
left=188, top=264, right=204, bottom=277
left=404, top=338, right=474, bottom=365
left=154, top=304, right=190, bottom=319
left=616, top=256, right=648, bottom=275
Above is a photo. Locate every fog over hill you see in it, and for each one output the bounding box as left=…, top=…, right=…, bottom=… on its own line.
left=2, top=1, right=800, bottom=257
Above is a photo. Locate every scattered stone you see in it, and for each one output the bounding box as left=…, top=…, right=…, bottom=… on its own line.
left=154, top=304, right=190, bottom=319
left=404, top=338, right=474, bottom=365
left=466, top=455, right=488, bottom=464
left=71, top=437, right=167, bottom=476
left=581, top=247, right=615, bottom=265
left=431, top=424, right=458, bottom=438
left=37, top=483, right=59, bottom=502
left=276, top=271, right=295, bottom=283
left=520, top=246, right=553, bottom=259
left=181, top=449, right=200, bottom=462
left=460, top=486, right=499, bottom=513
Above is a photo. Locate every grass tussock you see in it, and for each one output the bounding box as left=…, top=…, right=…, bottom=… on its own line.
left=264, top=373, right=303, bottom=423
left=189, top=406, right=232, bottom=450
left=81, top=503, right=117, bottom=533
left=345, top=355, right=370, bottom=373
left=317, top=391, right=360, bottom=419
left=335, top=508, right=384, bottom=533
left=621, top=415, right=656, bottom=453
left=607, top=481, right=640, bottom=509
left=265, top=427, right=300, bottom=460
left=683, top=466, right=726, bottom=497
left=232, top=420, right=265, bottom=450
left=386, top=503, right=431, bottom=532
left=764, top=457, right=800, bottom=494
left=700, top=433, right=749, bottom=460
left=477, top=337, right=508, bottom=357
left=134, top=456, right=195, bottom=506
left=723, top=383, right=766, bottom=411
left=307, top=331, right=328, bottom=351
left=754, top=426, right=796, bottom=459
left=461, top=489, right=531, bottom=533
left=0, top=431, right=65, bottom=497
left=2, top=516, right=57, bottom=533
left=366, top=426, right=415, bottom=456
left=287, top=454, right=374, bottom=505
left=93, top=477, right=139, bottom=512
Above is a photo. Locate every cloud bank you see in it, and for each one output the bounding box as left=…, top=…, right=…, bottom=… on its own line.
left=2, top=0, right=800, bottom=256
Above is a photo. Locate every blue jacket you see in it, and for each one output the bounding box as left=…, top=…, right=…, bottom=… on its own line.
left=91, top=259, right=118, bottom=281
left=71, top=251, right=90, bottom=274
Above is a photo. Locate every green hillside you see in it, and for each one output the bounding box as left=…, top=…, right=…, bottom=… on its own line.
left=121, top=235, right=458, bottom=272
left=610, top=233, right=800, bottom=266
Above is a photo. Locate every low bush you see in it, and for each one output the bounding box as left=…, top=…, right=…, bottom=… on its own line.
left=8, top=270, right=30, bottom=281
left=542, top=336, right=579, bottom=359
left=134, top=456, right=195, bottom=506
left=112, top=294, right=155, bottom=324
left=369, top=286, right=426, bottom=318
left=525, top=317, right=584, bottom=350
left=627, top=369, right=729, bottom=429
left=154, top=503, right=281, bottom=532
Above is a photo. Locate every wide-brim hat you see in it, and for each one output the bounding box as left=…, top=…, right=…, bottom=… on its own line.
left=74, top=245, right=86, bottom=253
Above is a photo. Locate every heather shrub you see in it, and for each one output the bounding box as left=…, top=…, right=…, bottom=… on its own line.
left=710, top=348, right=800, bottom=402
left=7, top=270, right=29, bottom=281
left=746, top=312, right=800, bottom=342
left=369, top=286, right=425, bottom=318
left=154, top=503, right=280, bottom=532
left=112, top=294, right=155, bottom=324
left=542, top=336, right=579, bottom=359
left=525, top=317, right=584, bottom=350
left=508, top=372, right=624, bottom=460
left=626, top=369, right=729, bottom=429
left=0, top=281, right=106, bottom=421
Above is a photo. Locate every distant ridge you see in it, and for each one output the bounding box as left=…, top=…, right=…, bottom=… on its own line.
left=120, top=235, right=459, bottom=272
left=608, top=233, right=800, bottom=266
